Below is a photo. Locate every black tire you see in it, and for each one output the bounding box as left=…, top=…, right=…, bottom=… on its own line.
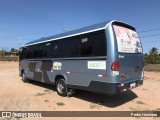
left=56, top=78, right=68, bottom=97
left=21, top=71, right=28, bottom=83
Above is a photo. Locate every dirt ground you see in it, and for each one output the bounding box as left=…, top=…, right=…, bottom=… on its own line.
left=0, top=61, right=160, bottom=120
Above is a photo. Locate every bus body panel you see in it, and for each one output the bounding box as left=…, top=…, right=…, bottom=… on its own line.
left=118, top=53, right=143, bottom=83
left=21, top=58, right=108, bottom=85
left=105, top=23, right=119, bottom=83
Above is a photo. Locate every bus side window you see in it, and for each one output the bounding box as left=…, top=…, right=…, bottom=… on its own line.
left=38, top=44, right=44, bottom=58
left=92, top=32, right=107, bottom=56
left=19, top=47, right=26, bottom=60
left=58, top=39, right=69, bottom=57
left=44, top=42, right=52, bottom=58
left=22, top=48, right=26, bottom=58
left=52, top=41, right=59, bottom=57
left=80, top=34, right=92, bottom=56
left=69, top=37, right=80, bottom=57
left=52, top=39, right=69, bottom=58
left=32, top=45, right=39, bottom=58
left=26, top=46, right=32, bottom=58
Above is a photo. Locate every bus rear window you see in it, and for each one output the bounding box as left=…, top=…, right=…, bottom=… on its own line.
left=113, top=25, right=142, bottom=53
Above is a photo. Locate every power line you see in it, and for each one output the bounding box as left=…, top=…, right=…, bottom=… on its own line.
left=142, top=39, right=160, bottom=44
left=138, top=28, right=160, bottom=33
left=139, top=33, right=160, bottom=38
left=0, top=38, right=16, bottom=39
left=0, top=38, right=27, bottom=41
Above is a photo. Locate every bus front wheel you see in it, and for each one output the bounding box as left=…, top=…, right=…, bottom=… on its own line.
left=56, top=78, right=68, bottom=97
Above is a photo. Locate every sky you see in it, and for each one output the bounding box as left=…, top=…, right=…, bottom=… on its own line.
left=0, top=0, right=160, bottom=53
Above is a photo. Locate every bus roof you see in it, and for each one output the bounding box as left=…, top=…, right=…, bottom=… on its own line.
left=25, top=20, right=114, bottom=46
left=25, top=20, right=134, bottom=46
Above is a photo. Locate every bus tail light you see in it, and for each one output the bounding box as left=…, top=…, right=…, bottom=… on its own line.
left=111, top=61, right=120, bottom=71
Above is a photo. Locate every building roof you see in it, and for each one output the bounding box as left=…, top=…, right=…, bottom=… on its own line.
left=25, top=20, right=113, bottom=46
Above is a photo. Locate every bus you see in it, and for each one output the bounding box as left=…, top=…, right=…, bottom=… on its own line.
left=19, top=20, right=143, bottom=97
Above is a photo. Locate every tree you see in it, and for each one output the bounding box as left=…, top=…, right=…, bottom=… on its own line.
left=11, top=48, right=16, bottom=52
left=144, top=53, right=149, bottom=63
left=149, top=47, right=159, bottom=64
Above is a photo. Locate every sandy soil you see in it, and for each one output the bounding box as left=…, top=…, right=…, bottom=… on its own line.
left=0, top=61, right=160, bottom=120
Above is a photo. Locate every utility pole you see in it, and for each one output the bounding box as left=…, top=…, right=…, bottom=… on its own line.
left=2, top=48, right=5, bottom=57
left=18, top=36, right=21, bottom=49
left=0, top=49, right=1, bottom=57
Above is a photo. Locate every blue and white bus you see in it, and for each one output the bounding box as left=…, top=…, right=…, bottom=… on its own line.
left=19, top=20, right=143, bottom=97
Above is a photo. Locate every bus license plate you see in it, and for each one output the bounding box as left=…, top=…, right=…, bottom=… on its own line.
left=130, top=82, right=136, bottom=89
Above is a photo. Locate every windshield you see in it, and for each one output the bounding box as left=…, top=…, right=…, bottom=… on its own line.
left=113, top=25, right=142, bottom=53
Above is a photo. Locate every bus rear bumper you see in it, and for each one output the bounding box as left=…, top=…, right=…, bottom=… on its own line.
left=118, top=79, right=143, bottom=93
left=67, top=79, right=143, bottom=94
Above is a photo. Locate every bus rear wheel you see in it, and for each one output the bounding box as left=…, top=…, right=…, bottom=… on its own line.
left=56, top=78, right=68, bottom=97
left=22, top=71, right=28, bottom=83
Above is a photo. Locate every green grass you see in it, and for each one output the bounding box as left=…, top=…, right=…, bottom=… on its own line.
left=44, top=89, right=50, bottom=92
left=44, top=89, right=52, bottom=93
left=35, top=89, right=51, bottom=97
left=143, top=88, right=148, bottom=90
left=35, top=93, right=45, bottom=96
left=136, top=101, right=145, bottom=105
left=129, top=107, right=138, bottom=111
left=44, top=100, right=49, bottom=102
left=144, top=64, right=160, bottom=72
left=90, top=103, right=101, bottom=109
left=56, top=102, right=65, bottom=106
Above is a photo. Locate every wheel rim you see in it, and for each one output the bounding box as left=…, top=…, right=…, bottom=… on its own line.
left=57, top=82, right=65, bottom=94
left=22, top=73, right=25, bottom=80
